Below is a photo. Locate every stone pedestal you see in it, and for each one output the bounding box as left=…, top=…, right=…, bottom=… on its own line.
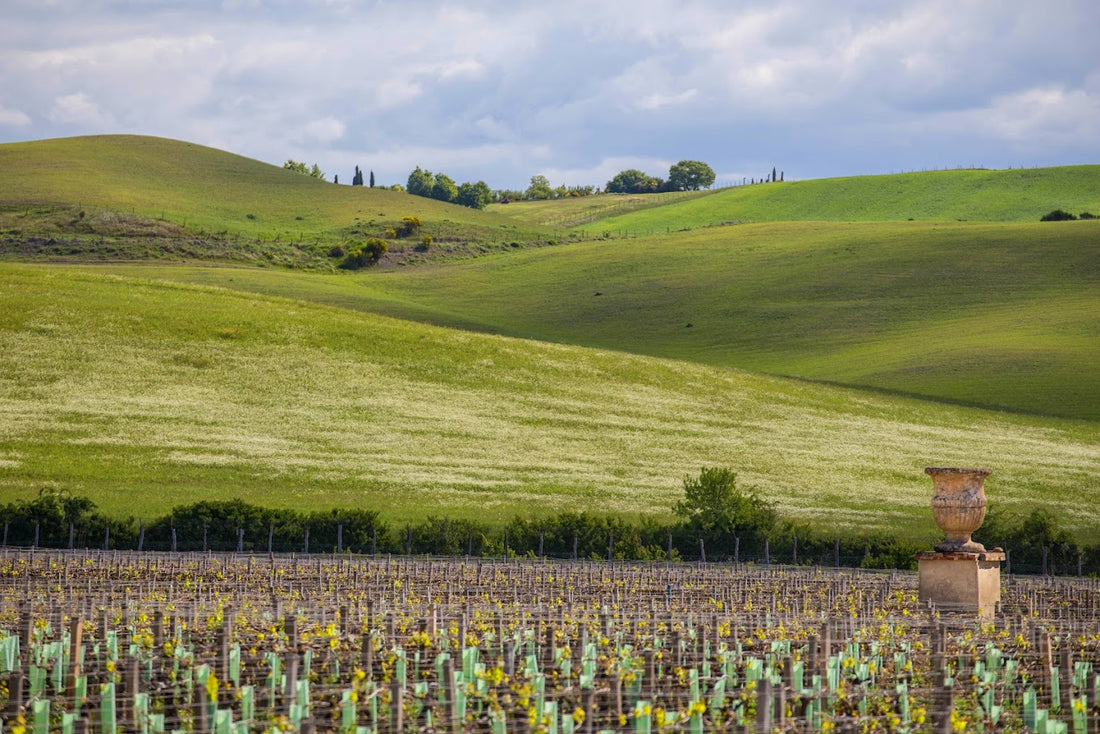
left=917, top=550, right=1004, bottom=617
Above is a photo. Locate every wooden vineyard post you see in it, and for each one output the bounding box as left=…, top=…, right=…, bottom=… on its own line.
left=442, top=657, right=458, bottom=734
left=219, top=608, right=233, bottom=702
left=19, top=604, right=33, bottom=657
left=68, top=617, right=83, bottom=697
left=361, top=632, right=373, bottom=679
left=125, top=654, right=140, bottom=729
left=1041, top=629, right=1053, bottom=707
left=931, top=623, right=952, bottom=734
left=389, top=677, right=404, bottom=733
left=6, top=671, right=24, bottom=722
left=285, top=653, right=299, bottom=716
left=197, top=678, right=210, bottom=733
left=581, top=687, right=595, bottom=734
left=543, top=624, right=555, bottom=671
left=757, top=677, right=773, bottom=733
left=644, top=649, right=656, bottom=699
left=503, top=637, right=515, bottom=678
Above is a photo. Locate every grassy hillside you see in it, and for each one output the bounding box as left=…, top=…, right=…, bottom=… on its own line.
left=121, top=219, right=1100, bottom=421
left=0, top=135, right=556, bottom=266
left=490, top=190, right=712, bottom=228
left=552, top=166, right=1100, bottom=235
left=1, top=263, right=1097, bottom=541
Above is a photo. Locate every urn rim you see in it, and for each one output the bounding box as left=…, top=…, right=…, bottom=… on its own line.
left=924, top=466, right=992, bottom=476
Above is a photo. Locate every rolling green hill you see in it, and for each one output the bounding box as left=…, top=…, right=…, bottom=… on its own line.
left=1, top=263, right=1097, bottom=541
left=540, top=166, right=1100, bottom=235
left=0, top=135, right=555, bottom=266
left=122, top=219, right=1100, bottom=421
left=0, top=135, right=1096, bottom=539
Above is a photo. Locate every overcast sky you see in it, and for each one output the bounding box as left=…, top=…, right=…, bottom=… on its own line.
left=2, top=0, right=1098, bottom=189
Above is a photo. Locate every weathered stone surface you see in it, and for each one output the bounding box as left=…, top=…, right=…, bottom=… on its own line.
left=917, top=551, right=1002, bottom=617
left=926, top=467, right=992, bottom=553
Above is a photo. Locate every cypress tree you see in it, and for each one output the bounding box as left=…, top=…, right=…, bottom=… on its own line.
left=369, top=170, right=375, bottom=188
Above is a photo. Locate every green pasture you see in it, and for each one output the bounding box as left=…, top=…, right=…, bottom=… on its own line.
left=573, top=166, right=1100, bottom=234
left=0, top=135, right=552, bottom=253
left=114, top=219, right=1100, bottom=421
left=489, top=189, right=712, bottom=228
left=1, top=263, right=1097, bottom=541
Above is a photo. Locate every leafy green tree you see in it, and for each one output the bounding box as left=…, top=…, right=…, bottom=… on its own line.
left=606, top=169, right=663, bottom=194
left=430, top=173, right=458, bottom=203
left=493, top=189, right=525, bottom=203
left=406, top=167, right=434, bottom=197
left=284, top=160, right=326, bottom=180
left=457, top=180, right=493, bottom=209
left=674, top=467, right=775, bottom=557
left=668, top=160, right=716, bottom=191
left=525, top=174, right=553, bottom=200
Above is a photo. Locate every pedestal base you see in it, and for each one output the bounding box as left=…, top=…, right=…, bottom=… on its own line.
left=917, top=550, right=1005, bottom=617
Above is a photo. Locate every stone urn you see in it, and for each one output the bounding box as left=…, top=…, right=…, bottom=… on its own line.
left=926, top=467, right=991, bottom=553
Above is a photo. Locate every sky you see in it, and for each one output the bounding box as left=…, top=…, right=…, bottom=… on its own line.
left=1, top=0, right=1098, bottom=190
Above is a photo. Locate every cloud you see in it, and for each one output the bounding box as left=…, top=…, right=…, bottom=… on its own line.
left=48, top=93, right=108, bottom=126
left=435, top=59, right=485, bottom=81
left=0, top=106, right=31, bottom=126
left=303, top=117, right=346, bottom=144
left=0, top=0, right=1097, bottom=187
left=918, top=84, right=1100, bottom=151
left=636, top=89, right=698, bottom=111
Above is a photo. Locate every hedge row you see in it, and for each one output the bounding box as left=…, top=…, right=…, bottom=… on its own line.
left=1, top=490, right=1096, bottom=575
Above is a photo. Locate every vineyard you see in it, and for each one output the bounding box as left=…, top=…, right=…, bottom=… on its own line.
left=2, top=551, right=1099, bottom=733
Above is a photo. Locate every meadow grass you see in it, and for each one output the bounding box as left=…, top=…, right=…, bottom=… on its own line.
left=0, top=135, right=555, bottom=253
left=569, top=166, right=1100, bottom=234
left=488, top=190, right=711, bottom=228
left=112, top=219, right=1100, bottom=421
left=1, top=263, right=1096, bottom=542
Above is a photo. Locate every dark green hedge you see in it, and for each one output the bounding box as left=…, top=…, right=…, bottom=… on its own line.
left=1, top=490, right=1095, bottom=575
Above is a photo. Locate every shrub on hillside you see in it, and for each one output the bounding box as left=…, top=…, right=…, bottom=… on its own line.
left=1080, top=211, right=1097, bottom=219
left=1040, top=209, right=1077, bottom=221
left=340, top=238, right=388, bottom=269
